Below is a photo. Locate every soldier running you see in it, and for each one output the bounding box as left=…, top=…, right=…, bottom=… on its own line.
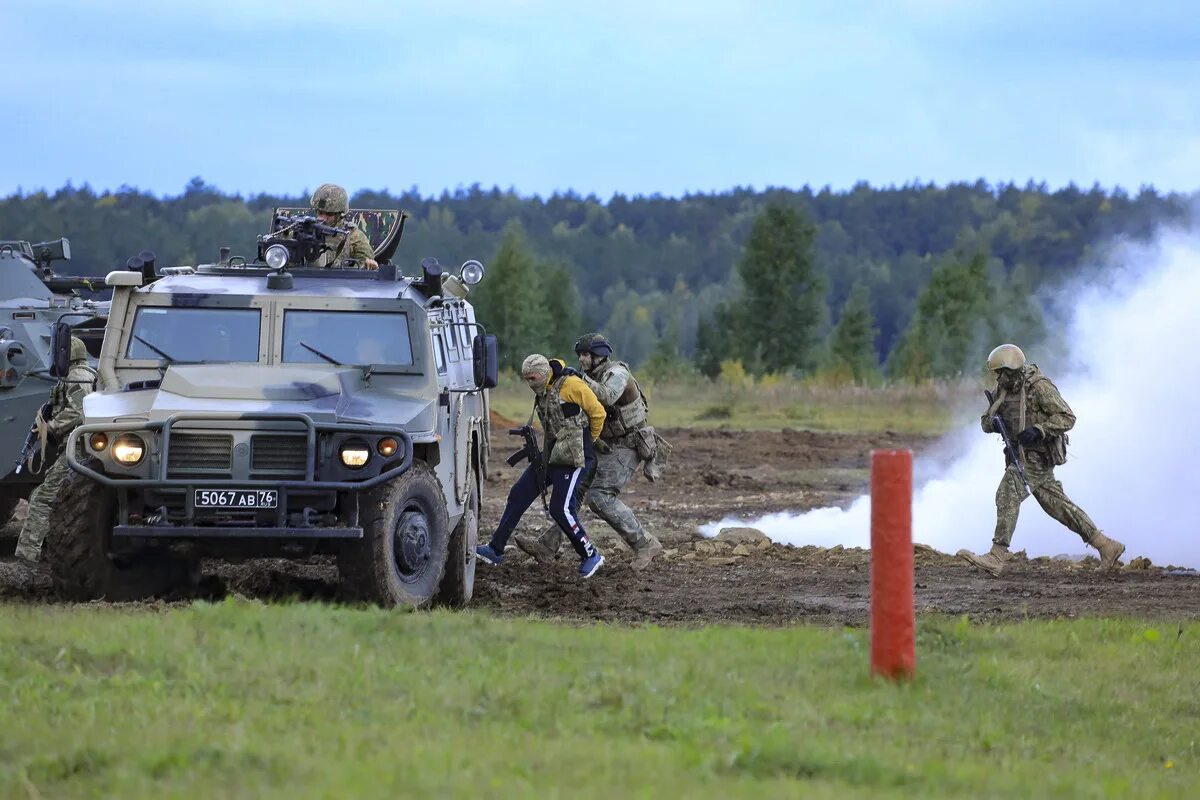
left=516, top=333, right=664, bottom=570
left=476, top=354, right=606, bottom=578
left=14, top=337, right=97, bottom=563
left=958, top=343, right=1125, bottom=576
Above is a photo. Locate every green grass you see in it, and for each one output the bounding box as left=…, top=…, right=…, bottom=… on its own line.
left=490, top=373, right=973, bottom=435
left=1, top=603, right=1196, bottom=798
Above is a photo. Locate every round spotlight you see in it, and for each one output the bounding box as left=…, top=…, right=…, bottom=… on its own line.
left=89, top=432, right=109, bottom=452
left=460, top=260, right=484, bottom=286
left=377, top=437, right=399, bottom=457
left=111, top=433, right=146, bottom=465
left=264, top=244, right=290, bottom=270
left=339, top=441, right=370, bottom=469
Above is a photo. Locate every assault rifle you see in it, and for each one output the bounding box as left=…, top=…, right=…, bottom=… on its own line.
left=985, top=390, right=1031, bottom=496
left=506, top=425, right=550, bottom=516
left=257, top=214, right=355, bottom=267
left=13, top=403, right=50, bottom=475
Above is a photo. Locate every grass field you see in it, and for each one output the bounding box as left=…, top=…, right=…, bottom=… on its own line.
left=489, top=372, right=975, bottom=435
left=2, top=602, right=1195, bottom=798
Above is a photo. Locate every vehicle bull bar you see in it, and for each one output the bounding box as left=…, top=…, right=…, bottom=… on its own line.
left=64, top=412, right=414, bottom=492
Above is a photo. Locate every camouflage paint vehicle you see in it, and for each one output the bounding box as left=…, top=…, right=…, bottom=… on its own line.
left=44, top=216, right=498, bottom=607
left=0, top=237, right=106, bottom=530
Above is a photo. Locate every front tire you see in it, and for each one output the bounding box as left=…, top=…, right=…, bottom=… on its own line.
left=339, top=462, right=450, bottom=608
left=436, top=471, right=478, bottom=608
left=45, top=457, right=197, bottom=601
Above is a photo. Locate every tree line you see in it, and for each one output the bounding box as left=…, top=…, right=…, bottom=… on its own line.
left=1, top=178, right=1192, bottom=379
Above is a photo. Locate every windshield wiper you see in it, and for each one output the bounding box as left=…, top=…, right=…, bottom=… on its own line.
left=300, top=341, right=343, bottom=366
left=133, top=334, right=176, bottom=363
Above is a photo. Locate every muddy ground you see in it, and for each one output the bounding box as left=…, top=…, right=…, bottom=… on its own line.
left=2, top=425, right=1197, bottom=625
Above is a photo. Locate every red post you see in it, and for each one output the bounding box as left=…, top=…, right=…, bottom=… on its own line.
left=870, top=449, right=915, bottom=681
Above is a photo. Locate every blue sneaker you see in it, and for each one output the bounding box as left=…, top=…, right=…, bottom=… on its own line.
left=579, top=551, right=605, bottom=578
left=476, top=544, right=504, bottom=566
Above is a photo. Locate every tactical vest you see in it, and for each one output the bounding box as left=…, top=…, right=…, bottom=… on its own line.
left=535, top=375, right=586, bottom=468
left=51, top=363, right=98, bottom=415
left=591, top=360, right=649, bottom=441
left=993, top=370, right=1068, bottom=465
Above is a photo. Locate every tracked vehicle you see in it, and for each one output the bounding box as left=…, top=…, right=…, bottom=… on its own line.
left=45, top=211, right=497, bottom=606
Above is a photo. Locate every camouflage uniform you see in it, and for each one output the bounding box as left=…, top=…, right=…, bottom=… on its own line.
left=309, top=183, right=376, bottom=269
left=314, top=224, right=375, bottom=268
left=959, top=353, right=1123, bottom=575
left=983, top=365, right=1100, bottom=547
left=520, top=349, right=662, bottom=569
left=14, top=339, right=96, bottom=562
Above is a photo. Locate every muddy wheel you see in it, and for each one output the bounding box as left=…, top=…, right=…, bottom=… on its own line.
left=45, top=457, right=198, bottom=601
left=436, top=471, right=478, bottom=608
left=339, top=462, right=450, bottom=608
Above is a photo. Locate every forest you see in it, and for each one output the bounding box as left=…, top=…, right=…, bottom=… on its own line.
left=2, top=178, right=1192, bottom=379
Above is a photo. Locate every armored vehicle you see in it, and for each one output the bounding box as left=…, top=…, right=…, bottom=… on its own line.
left=0, top=238, right=106, bottom=529
left=45, top=216, right=498, bottom=607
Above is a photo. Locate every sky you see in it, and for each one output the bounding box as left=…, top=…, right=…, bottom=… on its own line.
left=3, top=0, right=1200, bottom=199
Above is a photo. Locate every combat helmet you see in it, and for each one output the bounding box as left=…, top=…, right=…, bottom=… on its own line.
left=70, top=336, right=89, bottom=363
left=986, top=343, right=1026, bottom=372
left=574, top=332, right=613, bottom=358
left=310, top=183, right=349, bottom=215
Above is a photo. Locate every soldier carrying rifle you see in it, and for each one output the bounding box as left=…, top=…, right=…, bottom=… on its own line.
left=14, top=337, right=96, bottom=563
left=475, top=354, right=607, bottom=579
left=957, top=343, right=1125, bottom=576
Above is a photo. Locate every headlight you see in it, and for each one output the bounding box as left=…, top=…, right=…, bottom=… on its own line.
left=264, top=244, right=290, bottom=270
left=89, top=432, right=109, bottom=452
left=111, top=433, right=146, bottom=465
left=339, top=441, right=370, bottom=468
left=377, top=437, right=399, bottom=457
left=460, top=260, right=484, bottom=286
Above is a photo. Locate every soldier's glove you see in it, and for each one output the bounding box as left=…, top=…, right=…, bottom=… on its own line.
left=562, top=366, right=583, bottom=378
left=594, top=439, right=612, bottom=455
left=1017, top=427, right=1043, bottom=446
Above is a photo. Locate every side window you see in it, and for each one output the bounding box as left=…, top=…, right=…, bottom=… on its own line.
left=433, top=333, right=447, bottom=374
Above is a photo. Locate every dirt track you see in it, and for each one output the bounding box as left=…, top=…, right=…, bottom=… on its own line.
left=2, top=426, right=1198, bottom=624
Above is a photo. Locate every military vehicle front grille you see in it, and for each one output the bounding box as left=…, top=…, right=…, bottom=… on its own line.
left=167, top=433, right=233, bottom=477
left=251, top=435, right=308, bottom=476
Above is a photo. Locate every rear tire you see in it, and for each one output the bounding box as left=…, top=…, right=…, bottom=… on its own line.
left=45, top=457, right=198, bottom=601
left=338, top=462, right=450, bottom=608
left=436, top=470, right=478, bottom=608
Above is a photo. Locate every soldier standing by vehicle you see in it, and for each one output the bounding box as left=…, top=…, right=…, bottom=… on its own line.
left=14, top=337, right=96, bottom=563
left=958, top=344, right=1125, bottom=576
left=309, top=183, right=378, bottom=270
left=476, top=354, right=607, bottom=578
left=516, top=333, right=664, bottom=570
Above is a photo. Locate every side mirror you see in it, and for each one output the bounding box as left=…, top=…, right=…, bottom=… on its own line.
left=472, top=334, right=498, bottom=389
left=50, top=320, right=71, bottom=378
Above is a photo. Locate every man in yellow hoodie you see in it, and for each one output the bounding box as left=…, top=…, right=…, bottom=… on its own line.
left=476, top=354, right=608, bottom=578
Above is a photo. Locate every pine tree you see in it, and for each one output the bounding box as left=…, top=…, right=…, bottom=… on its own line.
left=889, top=251, right=991, bottom=379
left=730, top=205, right=826, bottom=373
left=540, top=261, right=581, bottom=357
left=829, top=280, right=879, bottom=383
left=472, top=223, right=552, bottom=371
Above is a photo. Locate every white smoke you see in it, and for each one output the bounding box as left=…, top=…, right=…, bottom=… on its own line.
left=701, top=228, right=1200, bottom=568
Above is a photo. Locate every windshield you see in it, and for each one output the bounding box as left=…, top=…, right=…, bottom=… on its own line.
left=126, top=307, right=261, bottom=362
left=282, top=310, right=413, bottom=366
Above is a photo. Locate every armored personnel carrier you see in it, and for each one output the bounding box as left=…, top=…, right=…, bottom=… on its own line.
left=0, top=238, right=106, bottom=530
left=44, top=211, right=498, bottom=607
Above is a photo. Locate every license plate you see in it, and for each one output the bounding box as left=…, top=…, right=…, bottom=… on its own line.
left=194, top=489, right=278, bottom=509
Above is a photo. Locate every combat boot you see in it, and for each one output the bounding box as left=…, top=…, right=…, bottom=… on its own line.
left=1090, top=532, right=1125, bottom=571
left=630, top=534, right=663, bottom=571
left=990, top=543, right=1018, bottom=562
left=514, top=530, right=560, bottom=565
left=956, top=546, right=1005, bottom=577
